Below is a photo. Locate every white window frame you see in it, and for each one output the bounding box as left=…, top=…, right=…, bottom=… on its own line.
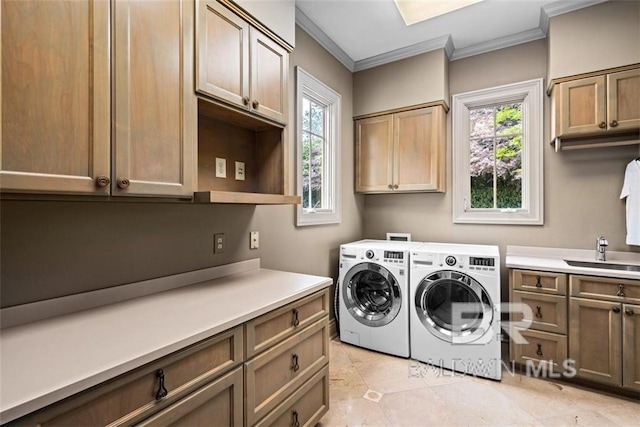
left=295, top=67, right=342, bottom=226
left=452, top=79, right=544, bottom=225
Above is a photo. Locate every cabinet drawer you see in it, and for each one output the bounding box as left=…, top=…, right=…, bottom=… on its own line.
left=245, top=288, right=330, bottom=358
left=511, top=270, right=567, bottom=295
left=512, top=329, right=567, bottom=369
left=245, top=317, right=329, bottom=426
left=136, top=366, right=243, bottom=427
left=512, top=291, right=567, bottom=334
left=254, top=365, right=329, bottom=427
left=15, top=327, right=244, bottom=427
left=570, top=275, right=640, bottom=303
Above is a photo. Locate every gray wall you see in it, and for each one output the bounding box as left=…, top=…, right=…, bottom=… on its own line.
left=0, top=26, right=361, bottom=309
left=362, top=39, right=640, bottom=302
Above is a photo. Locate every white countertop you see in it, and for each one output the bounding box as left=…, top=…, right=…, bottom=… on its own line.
left=506, top=246, right=640, bottom=280
left=0, top=265, right=332, bottom=423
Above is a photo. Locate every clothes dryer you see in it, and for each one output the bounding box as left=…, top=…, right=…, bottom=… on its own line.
left=339, top=240, right=421, bottom=357
left=410, top=243, right=502, bottom=380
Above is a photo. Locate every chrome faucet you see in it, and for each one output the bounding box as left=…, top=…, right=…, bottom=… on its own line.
left=596, top=236, right=608, bottom=261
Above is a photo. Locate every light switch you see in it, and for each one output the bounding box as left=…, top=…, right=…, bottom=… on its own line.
left=235, top=161, right=245, bottom=181
left=215, top=158, right=226, bottom=178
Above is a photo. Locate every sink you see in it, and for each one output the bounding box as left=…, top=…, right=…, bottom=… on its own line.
left=565, top=259, right=640, bottom=272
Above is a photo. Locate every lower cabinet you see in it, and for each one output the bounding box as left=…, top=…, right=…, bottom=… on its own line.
left=6, top=289, right=331, bottom=426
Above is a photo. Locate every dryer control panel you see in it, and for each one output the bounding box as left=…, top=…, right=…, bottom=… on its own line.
left=384, top=251, right=404, bottom=263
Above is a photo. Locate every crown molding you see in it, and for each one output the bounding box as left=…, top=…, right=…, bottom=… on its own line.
left=451, top=27, right=546, bottom=60
left=353, top=34, right=453, bottom=72
left=295, top=6, right=355, bottom=71
left=542, top=0, right=609, bottom=18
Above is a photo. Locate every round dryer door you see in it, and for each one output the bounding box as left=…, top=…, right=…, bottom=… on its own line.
left=342, top=262, right=402, bottom=327
left=414, top=270, right=494, bottom=344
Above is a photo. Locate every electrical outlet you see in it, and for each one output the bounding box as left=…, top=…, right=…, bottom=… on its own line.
left=235, top=161, right=245, bottom=181
left=214, top=233, right=225, bottom=254
left=215, top=158, right=226, bottom=178
left=250, top=231, right=259, bottom=249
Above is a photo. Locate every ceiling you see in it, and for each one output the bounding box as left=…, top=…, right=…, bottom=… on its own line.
left=295, top=0, right=607, bottom=72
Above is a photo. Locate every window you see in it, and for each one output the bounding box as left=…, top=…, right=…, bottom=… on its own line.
left=296, top=67, right=342, bottom=226
left=452, top=79, right=543, bottom=225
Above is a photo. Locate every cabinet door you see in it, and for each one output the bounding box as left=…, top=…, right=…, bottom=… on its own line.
left=0, top=0, right=110, bottom=194
left=136, top=367, right=244, bottom=427
left=250, top=28, right=289, bottom=124
left=623, top=303, right=640, bottom=392
left=607, top=69, right=640, bottom=132
left=569, top=298, right=622, bottom=386
left=393, top=107, right=444, bottom=192
left=195, top=0, right=250, bottom=110
left=113, top=0, right=196, bottom=197
left=355, top=115, right=393, bottom=193
left=557, top=76, right=606, bottom=137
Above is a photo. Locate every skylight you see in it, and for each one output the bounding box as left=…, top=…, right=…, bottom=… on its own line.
left=393, top=0, right=484, bottom=26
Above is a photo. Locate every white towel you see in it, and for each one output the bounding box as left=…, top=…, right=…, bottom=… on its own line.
left=620, top=159, right=640, bottom=246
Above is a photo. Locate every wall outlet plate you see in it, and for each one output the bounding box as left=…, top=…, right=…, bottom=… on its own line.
left=250, top=231, right=259, bottom=249
left=214, top=233, right=225, bottom=254
left=215, top=158, right=226, bottom=178
left=235, top=161, right=245, bottom=181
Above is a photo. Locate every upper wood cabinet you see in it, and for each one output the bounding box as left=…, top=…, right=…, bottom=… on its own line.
left=355, top=105, right=446, bottom=194
left=551, top=67, right=640, bottom=149
left=0, top=0, right=196, bottom=198
left=196, top=0, right=289, bottom=125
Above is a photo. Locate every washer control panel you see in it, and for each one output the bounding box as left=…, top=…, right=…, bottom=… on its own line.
left=445, top=255, right=457, bottom=266
left=365, top=250, right=375, bottom=259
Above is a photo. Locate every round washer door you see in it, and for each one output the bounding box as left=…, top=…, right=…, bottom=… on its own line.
left=414, top=270, right=494, bottom=344
left=342, top=262, right=402, bottom=327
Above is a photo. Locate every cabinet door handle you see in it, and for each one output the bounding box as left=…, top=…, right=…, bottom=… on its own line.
left=617, top=284, right=625, bottom=297
left=599, top=121, right=606, bottom=129
left=155, top=369, right=168, bottom=400
left=535, top=306, right=543, bottom=318
left=242, top=96, right=250, bottom=106
left=292, top=409, right=300, bottom=427
left=388, top=184, right=393, bottom=190
left=95, top=176, right=111, bottom=188
left=612, top=306, right=621, bottom=313
left=292, top=308, right=300, bottom=327
left=535, top=276, right=542, bottom=288
left=291, top=353, right=300, bottom=372
left=536, top=343, right=543, bottom=357
left=610, top=120, right=618, bottom=127
left=625, top=309, right=635, bottom=316
left=117, top=177, right=130, bottom=189
left=252, top=100, right=260, bottom=109
left=393, top=184, right=399, bottom=189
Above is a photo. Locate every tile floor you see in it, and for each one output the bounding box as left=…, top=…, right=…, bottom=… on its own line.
left=317, top=338, right=640, bottom=426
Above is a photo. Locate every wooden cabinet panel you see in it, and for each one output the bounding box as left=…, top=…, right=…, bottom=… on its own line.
left=0, top=0, right=110, bottom=194
left=511, top=269, right=567, bottom=295
left=608, top=69, right=640, bottom=131
left=246, top=289, right=330, bottom=359
left=136, top=367, right=243, bottom=427
left=512, top=329, right=567, bottom=369
left=557, top=76, right=606, bottom=137
left=623, top=303, right=640, bottom=392
left=196, top=0, right=249, bottom=107
left=113, top=0, right=196, bottom=197
left=245, top=318, right=329, bottom=426
left=569, top=298, right=622, bottom=386
left=250, top=29, right=289, bottom=123
left=355, top=115, right=393, bottom=192
left=570, top=275, right=640, bottom=303
left=512, top=291, right=567, bottom=334
left=254, top=365, right=329, bottom=427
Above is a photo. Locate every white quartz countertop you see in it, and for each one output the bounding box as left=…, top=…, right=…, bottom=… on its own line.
left=0, top=266, right=332, bottom=423
left=506, top=246, right=640, bottom=280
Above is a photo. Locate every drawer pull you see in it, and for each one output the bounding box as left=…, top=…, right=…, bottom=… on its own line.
left=292, top=409, right=300, bottom=427
left=535, top=306, right=543, bottom=318
left=535, top=276, right=542, bottom=288
left=155, top=369, right=168, bottom=400
left=617, top=284, right=625, bottom=297
left=536, top=344, right=543, bottom=357
left=625, top=309, right=635, bottom=316
left=291, top=353, right=300, bottom=372
left=612, top=306, right=621, bottom=313
left=292, top=309, right=300, bottom=327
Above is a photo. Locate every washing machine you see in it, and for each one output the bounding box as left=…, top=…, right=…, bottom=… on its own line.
left=410, top=243, right=502, bottom=380
left=338, top=239, right=421, bottom=357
